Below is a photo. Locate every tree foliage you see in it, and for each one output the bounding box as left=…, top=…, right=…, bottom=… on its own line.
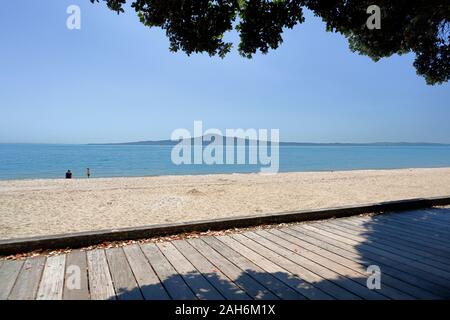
left=91, top=0, right=450, bottom=84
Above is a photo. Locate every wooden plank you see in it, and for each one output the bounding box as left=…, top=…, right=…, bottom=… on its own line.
left=385, top=212, right=450, bottom=234
left=373, top=209, right=450, bottom=223
left=323, top=220, right=450, bottom=275
left=0, top=259, right=24, bottom=300
left=203, top=236, right=305, bottom=300
left=374, top=216, right=450, bottom=241
left=374, top=210, right=450, bottom=237
left=342, top=216, right=450, bottom=257
left=229, top=233, right=359, bottom=300
left=384, top=209, right=448, bottom=220
left=420, top=208, right=450, bottom=222
left=215, top=235, right=333, bottom=300
left=140, top=242, right=196, bottom=300
left=330, top=218, right=450, bottom=265
left=87, top=249, right=116, bottom=300
left=398, top=217, right=450, bottom=233
left=256, top=229, right=413, bottom=300
left=244, top=231, right=387, bottom=300
left=156, top=242, right=224, bottom=300
left=172, top=240, right=251, bottom=300
left=312, top=222, right=450, bottom=279
left=342, top=215, right=450, bottom=247
left=123, top=244, right=170, bottom=300
left=63, top=250, right=89, bottom=300
left=294, top=225, right=450, bottom=292
left=325, top=219, right=450, bottom=266
left=106, top=248, right=143, bottom=300
left=8, top=256, right=45, bottom=300
left=284, top=226, right=448, bottom=299
left=347, top=216, right=450, bottom=251
left=268, top=228, right=438, bottom=300
left=305, top=222, right=450, bottom=281
left=188, top=237, right=279, bottom=300
left=400, top=208, right=450, bottom=220
left=36, top=255, right=66, bottom=300
left=392, top=210, right=450, bottom=230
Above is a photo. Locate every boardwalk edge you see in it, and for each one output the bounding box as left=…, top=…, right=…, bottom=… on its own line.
left=1, top=196, right=450, bottom=255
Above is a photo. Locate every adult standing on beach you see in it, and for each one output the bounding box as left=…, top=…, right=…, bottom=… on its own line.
left=86, top=167, right=91, bottom=178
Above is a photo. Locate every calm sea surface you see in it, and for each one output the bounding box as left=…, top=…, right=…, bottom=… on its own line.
left=1, top=144, right=450, bottom=180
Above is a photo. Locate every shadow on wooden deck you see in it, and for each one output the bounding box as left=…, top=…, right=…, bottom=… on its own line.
left=1, top=207, right=449, bottom=300
left=110, top=208, right=450, bottom=300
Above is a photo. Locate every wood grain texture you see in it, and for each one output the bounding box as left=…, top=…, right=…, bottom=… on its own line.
left=123, top=244, right=170, bottom=300
left=106, top=247, right=143, bottom=300
left=0, top=259, right=24, bottom=300
left=9, top=256, right=46, bottom=300
left=140, top=243, right=196, bottom=300
left=37, top=255, right=66, bottom=300
left=172, top=239, right=251, bottom=300
left=188, top=237, right=279, bottom=300
left=87, top=249, right=116, bottom=300
left=157, top=242, right=224, bottom=300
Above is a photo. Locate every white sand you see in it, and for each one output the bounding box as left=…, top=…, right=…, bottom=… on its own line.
left=1, top=167, right=450, bottom=239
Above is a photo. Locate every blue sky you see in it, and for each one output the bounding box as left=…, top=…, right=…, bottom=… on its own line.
left=1, top=0, right=449, bottom=144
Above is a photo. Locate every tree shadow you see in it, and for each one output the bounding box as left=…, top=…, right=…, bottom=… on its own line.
left=112, top=270, right=369, bottom=301
left=109, top=208, right=450, bottom=300
left=344, top=208, right=450, bottom=300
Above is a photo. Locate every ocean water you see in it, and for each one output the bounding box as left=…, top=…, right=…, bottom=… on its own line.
left=1, top=143, right=450, bottom=180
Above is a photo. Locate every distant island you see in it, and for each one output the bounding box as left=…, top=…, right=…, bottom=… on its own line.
left=89, top=136, right=449, bottom=147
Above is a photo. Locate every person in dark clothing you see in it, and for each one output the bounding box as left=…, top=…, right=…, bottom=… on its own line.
left=65, top=170, right=72, bottom=179
left=86, top=167, right=91, bottom=178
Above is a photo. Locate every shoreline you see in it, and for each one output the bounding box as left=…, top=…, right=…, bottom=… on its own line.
left=2, top=165, right=450, bottom=182
left=1, top=167, right=450, bottom=240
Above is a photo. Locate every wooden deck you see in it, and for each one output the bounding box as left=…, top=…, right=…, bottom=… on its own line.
left=1, top=207, right=450, bottom=300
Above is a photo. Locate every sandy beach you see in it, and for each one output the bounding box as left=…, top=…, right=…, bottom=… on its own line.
left=1, top=167, right=450, bottom=239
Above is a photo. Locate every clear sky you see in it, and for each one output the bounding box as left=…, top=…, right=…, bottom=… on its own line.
left=1, top=0, right=449, bottom=144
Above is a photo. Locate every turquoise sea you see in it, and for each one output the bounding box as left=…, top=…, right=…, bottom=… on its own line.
left=1, top=144, right=450, bottom=180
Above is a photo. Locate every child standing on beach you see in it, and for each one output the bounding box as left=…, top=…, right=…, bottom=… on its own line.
left=86, top=167, right=91, bottom=178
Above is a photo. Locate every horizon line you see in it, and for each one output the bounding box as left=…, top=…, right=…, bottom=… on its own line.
left=1, top=140, right=450, bottom=146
